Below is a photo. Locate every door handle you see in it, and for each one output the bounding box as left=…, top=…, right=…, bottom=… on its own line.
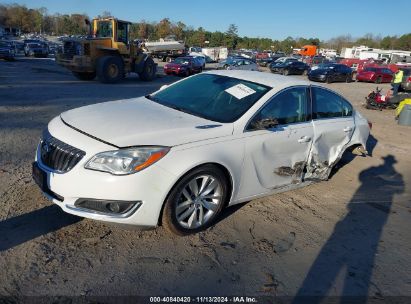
left=298, top=136, right=311, bottom=143
left=343, top=126, right=353, bottom=132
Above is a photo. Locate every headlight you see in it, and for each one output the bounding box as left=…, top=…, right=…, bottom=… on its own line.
left=85, top=146, right=170, bottom=175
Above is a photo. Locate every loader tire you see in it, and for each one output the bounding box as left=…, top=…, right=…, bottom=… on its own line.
left=138, top=57, right=156, bottom=81
left=96, top=56, right=124, bottom=83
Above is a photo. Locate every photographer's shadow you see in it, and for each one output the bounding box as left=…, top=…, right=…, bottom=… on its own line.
left=294, top=155, right=403, bottom=303
left=0, top=204, right=81, bottom=252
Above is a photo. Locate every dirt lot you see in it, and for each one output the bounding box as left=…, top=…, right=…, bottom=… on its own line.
left=0, top=57, right=410, bottom=299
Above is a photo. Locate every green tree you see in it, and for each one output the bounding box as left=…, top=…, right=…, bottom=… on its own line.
left=225, top=24, right=238, bottom=49
left=156, top=18, right=171, bottom=38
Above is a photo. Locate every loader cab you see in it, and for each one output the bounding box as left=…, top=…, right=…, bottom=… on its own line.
left=92, top=18, right=130, bottom=44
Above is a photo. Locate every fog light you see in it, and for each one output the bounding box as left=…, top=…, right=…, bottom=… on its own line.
left=107, top=202, right=121, bottom=213
left=74, top=199, right=141, bottom=216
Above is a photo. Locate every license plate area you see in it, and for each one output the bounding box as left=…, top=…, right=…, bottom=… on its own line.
left=32, top=162, right=47, bottom=191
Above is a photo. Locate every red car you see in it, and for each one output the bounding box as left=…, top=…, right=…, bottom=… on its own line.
left=164, top=57, right=203, bottom=77
left=356, top=67, right=393, bottom=83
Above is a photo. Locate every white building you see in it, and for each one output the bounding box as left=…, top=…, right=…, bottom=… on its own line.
left=341, top=45, right=411, bottom=63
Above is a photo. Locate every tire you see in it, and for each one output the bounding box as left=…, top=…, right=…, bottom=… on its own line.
left=96, top=56, right=124, bottom=83
left=351, top=71, right=357, bottom=81
left=72, top=71, right=96, bottom=81
left=283, top=69, right=289, bottom=76
left=345, top=74, right=351, bottom=83
left=162, top=165, right=229, bottom=235
left=166, top=56, right=172, bottom=63
left=375, top=76, right=382, bottom=84
left=138, top=57, right=156, bottom=81
left=326, top=75, right=332, bottom=83
left=184, top=69, right=190, bottom=77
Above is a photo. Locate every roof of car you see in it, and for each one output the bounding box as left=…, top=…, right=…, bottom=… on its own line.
left=205, top=70, right=310, bottom=88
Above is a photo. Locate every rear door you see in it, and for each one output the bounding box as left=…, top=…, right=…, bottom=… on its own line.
left=306, top=86, right=355, bottom=179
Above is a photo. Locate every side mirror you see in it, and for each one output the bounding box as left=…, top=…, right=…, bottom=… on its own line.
left=251, top=117, right=279, bottom=130
left=159, top=84, right=169, bottom=91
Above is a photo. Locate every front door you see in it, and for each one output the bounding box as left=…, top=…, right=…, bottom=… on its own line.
left=240, top=86, right=313, bottom=193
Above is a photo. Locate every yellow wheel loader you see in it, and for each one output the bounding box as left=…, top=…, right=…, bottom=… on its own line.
left=56, top=17, right=157, bottom=83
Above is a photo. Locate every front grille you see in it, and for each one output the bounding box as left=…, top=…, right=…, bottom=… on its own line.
left=39, top=130, right=85, bottom=173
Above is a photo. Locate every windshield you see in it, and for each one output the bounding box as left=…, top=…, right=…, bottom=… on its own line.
left=149, top=74, right=270, bottom=123
left=95, top=21, right=113, bottom=38
left=173, top=57, right=191, bottom=65
left=318, top=64, right=335, bottom=70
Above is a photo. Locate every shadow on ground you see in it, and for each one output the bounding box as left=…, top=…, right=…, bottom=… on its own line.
left=0, top=205, right=82, bottom=252
left=293, top=154, right=403, bottom=303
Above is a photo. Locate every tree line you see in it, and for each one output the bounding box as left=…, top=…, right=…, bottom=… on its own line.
left=1, top=4, right=410, bottom=52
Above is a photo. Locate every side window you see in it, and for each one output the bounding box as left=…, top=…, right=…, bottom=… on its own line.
left=244, top=60, right=251, bottom=65
left=312, top=87, right=352, bottom=119
left=341, top=98, right=353, bottom=117
left=248, top=87, right=308, bottom=130
left=116, top=22, right=128, bottom=43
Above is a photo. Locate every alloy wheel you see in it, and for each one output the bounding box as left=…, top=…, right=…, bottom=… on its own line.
left=175, top=174, right=223, bottom=229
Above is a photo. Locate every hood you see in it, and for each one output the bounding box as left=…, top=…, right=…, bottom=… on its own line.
left=60, top=97, right=234, bottom=147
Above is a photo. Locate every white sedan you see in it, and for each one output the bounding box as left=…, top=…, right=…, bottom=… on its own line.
left=33, top=71, right=370, bottom=235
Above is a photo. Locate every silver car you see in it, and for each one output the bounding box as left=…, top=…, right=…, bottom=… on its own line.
left=222, top=58, right=259, bottom=71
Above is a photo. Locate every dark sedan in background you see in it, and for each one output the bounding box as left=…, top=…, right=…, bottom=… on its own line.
left=356, top=67, right=393, bottom=83
left=270, top=60, right=309, bottom=75
left=24, top=42, right=49, bottom=58
left=0, top=40, right=16, bottom=61
left=164, top=56, right=203, bottom=76
left=308, top=63, right=353, bottom=83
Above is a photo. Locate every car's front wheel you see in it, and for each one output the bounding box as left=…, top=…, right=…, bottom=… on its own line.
left=162, top=165, right=229, bottom=235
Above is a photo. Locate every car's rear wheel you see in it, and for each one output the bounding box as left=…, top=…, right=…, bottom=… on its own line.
left=283, top=69, right=289, bottom=76
left=375, top=76, right=382, bottom=84
left=162, top=165, right=229, bottom=235
left=345, top=74, right=351, bottom=83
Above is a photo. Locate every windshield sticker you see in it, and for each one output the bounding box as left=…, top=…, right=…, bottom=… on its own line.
left=225, top=84, right=256, bottom=100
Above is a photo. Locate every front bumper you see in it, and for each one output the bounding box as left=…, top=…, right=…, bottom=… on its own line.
left=56, top=54, right=94, bottom=72
left=33, top=117, right=177, bottom=227
left=308, top=74, right=326, bottom=82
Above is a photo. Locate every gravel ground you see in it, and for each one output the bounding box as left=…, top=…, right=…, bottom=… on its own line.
left=0, top=57, right=410, bottom=299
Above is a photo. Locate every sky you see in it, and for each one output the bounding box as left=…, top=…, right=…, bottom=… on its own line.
left=4, top=0, right=408, bottom=40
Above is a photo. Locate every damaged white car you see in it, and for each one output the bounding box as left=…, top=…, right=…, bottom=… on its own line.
left=33, top=70, right=370, bottom=235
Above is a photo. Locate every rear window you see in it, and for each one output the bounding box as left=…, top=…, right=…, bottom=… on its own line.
left=312, top=87, right=353, bottom=119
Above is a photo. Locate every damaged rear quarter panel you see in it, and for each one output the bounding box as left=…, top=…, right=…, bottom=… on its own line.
left=306, top=116, right=356, bottom=180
